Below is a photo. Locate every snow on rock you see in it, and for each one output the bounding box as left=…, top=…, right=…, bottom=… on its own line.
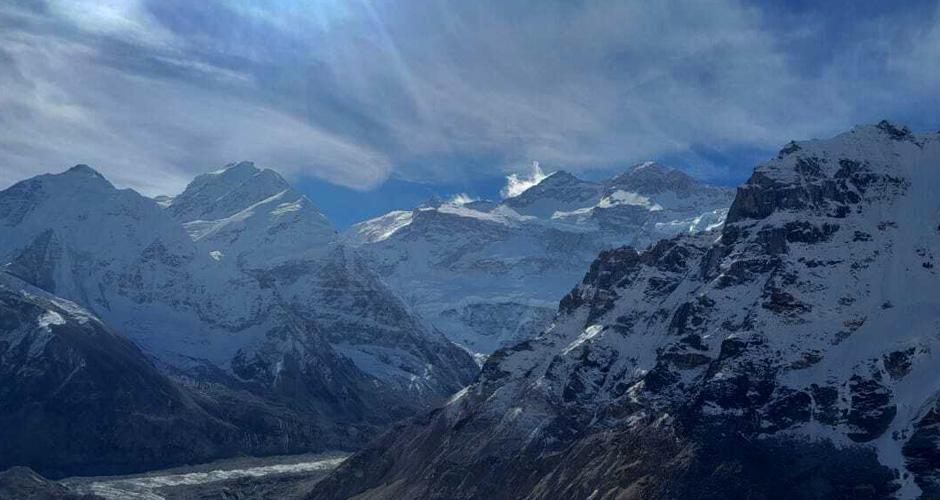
left=311, top=122, right=940, bottom=500
left=0, top=161, right=477, bottom=472
left=0, top=272, right=252, bottom=477
left=345, top=162, right=734, bottom=356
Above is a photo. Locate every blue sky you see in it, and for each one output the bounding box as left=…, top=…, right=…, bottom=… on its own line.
left=0, top=0, right=938, bottom=227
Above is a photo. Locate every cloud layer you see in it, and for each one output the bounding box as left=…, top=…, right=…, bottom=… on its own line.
left=0, top=0, right=937, bottom=196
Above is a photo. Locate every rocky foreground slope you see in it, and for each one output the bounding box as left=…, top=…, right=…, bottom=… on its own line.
left=310, top=122, right=940, bottom=499
left=0, top=162, right=476, bottom=476
left=0, top=273, right=246, bottom=477
left=346, top=163, right=733, bottom=356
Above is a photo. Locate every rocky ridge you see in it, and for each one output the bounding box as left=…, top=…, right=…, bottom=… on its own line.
left=346, top=162, right=733, bottom=356
left=310, top=122, right=940, bottom=499
left=0, top=162, right=476, bottom=476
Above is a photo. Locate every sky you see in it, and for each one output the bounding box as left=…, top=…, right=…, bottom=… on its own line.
left=1, top=0, right=938, bottom=227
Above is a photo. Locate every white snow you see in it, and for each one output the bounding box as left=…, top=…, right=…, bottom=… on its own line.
left=347, top=164, right=732, bottom=356
left=38, top=310, right=66, bottom=328
left=597, top=190, right=663, bottom=211
left=425, top=124, right=940, bottom=497
left=562, top=324, right=604, bottom=354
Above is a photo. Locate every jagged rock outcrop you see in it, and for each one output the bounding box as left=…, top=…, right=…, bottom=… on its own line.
left=310, top=122, right=940, bottom=499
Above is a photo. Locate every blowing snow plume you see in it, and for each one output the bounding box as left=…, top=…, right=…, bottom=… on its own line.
left=501, top=161, right=550, bottom=198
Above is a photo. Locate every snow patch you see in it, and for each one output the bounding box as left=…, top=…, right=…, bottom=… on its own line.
left=597, top=190, right=663, bottom=211
left=271, top=199, right=303, bottom=216
left=38, top=310, right=66, bottom=329
left=562, top=324, right=604, bottom=355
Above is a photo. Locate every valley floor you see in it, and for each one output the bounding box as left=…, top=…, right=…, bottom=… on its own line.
left=60, top=452, right=348, bottom=500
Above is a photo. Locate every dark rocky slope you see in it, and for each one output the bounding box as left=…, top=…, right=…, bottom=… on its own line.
left=0, top=273, right=243, bottom=477
left=309, top=122, right=940, bottom=499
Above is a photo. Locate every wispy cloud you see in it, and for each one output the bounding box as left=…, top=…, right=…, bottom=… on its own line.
left=448, top=193, right=478, bottom=205
left=501, top=162, right=550, bottom=199
left=0, top=0, right=937, bottom=196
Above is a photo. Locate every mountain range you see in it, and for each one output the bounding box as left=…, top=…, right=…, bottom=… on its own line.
left=311, top=122, right=940, bottom=499
left=3, top=121, right=938, bottom=500
left=346, top=162, right=733, bottom=356
left=0, top=161, right=477, bottom=476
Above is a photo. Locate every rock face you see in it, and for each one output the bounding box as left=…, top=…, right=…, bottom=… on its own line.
left=0, top=273, right=240, bottom=477
left=160, top=162, right=476, bottom=407
left=346, top=162, right=733, bottom=356
left=0, top=162, right=476, bottom=476
left=310, top=122, right=940, bottom=499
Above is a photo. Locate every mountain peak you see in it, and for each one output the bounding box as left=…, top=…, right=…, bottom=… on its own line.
left=630, top=160, right=667, bottom=172
left=418, top=195, right=446, bottom=209
left=607, top=162, right=698, bottom=194
left=542, top=170, right=580, bottom=184
left=845, top=120, right=916, bottom=142
left=874, top=120, right=914, bottom=140
left=204, top=162, right=288, bottom=190
left=61, top=164, right=111, bottom=185
left=254, top=167, right=289, bottom=187
left=625, top=161, right=680, bottom=176
left=515, top=169, right=592, bottom=194
left=212, top=160, right=259, bottom=176
left=65, top=164, right=102, bottom=176
left=40, top=164, right=116, bottom=192
left=168, top=162, right=293, bottom=222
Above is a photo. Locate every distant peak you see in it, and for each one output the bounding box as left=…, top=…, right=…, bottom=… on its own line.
left=501, top=161, right=552, bottom=198
left=875, top=120, right=913, bottom=141
left=849, top=121, right=915, bottom=142
left=631, top=161, right=662, bottom=171
left=612, top=162, right=686, bottom=181
left=211, top=161, right=259, bottom=176
left=549, top=169, right=573, bottom=178
left=65, top=164, right=104, bottom=178
left=256, top=167, right=287, bottom=182
left=607, top=162, right=699, bottom=194
left=626, top=161, right=675, bottom=175
left=419, top=196, right=445, bottom=209
left=207, top=163, right=288, bottom=190
left=542, top=170, right=580, bottom=184
left=57, top=164, right=113, bottom=188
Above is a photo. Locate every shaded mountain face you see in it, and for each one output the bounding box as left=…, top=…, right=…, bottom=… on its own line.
left=345, top=163, right=733, bottom=356
left=0, top=466, right=100, bottom=499
left=0, top=273, right=241, bottom=478
left=0, top=162, right=476, bottom=475
left=310, top=122, right=940, bottom=499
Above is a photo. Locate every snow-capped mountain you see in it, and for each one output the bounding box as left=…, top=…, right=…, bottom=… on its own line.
left=345, top=163, right=733, bottom=356
left=0, top=162, right=476, bottom=474
left=311, top=122, right=940, bottom=499
left=162, top=161, right=475, bottom=398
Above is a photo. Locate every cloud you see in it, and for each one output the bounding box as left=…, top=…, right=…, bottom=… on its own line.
left=501, top=161, right=550, bottom=199
left=448, top=193, right=478, bottom=205
left=0, top=1, right=391, bottom=195
left=0, top=0, right=937, bottom=195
